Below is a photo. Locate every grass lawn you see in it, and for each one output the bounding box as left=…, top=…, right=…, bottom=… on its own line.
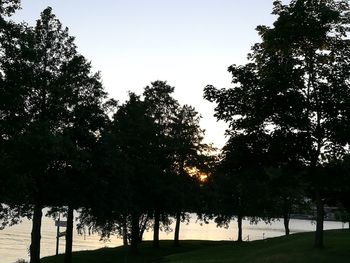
left=42, top=229, right=350, bottom=263
left=41, top=240, right=232, bottom=263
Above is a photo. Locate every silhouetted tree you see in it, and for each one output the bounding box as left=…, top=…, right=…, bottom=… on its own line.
left=75, top=112, right=132, bottom=248
left=168, top=104, right=209, bottom=246
left=204, top=0, right=350, bottom=247
left=79, top=82, right=210, bottom=250
left=143, top=82, right=210, bottom=247
left=143, top=81, right=179, bottom=248
left=112, top=93, right=163, bottom=253
left=1, top=5, right=111, bottom=262
left=0, top=4, right=51, bottom=261
left=208, top=133, right=270, bottom=242
left=21, top=8, right=79, bottom=262
left=57, top=55, right=109, bottom=263
left=0, top=0, right=26, bottom=227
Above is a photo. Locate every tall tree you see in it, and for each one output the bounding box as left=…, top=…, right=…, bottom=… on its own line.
left=57, top=55, right=109, bottom=263
left=38, top=14, right=111, bottom=263
left=143, top=81, right=179, bottom=248
left=1, top=5, right=110, bottom=262
left=204, top=0, right=350, bottom=248
left=111, top=93, right=162, bottom=253
left=143, top=81, right=210, bottom=248
left=0, top=0, right=25, bottom=225
left=22, top=8, right=78, bottom=262
left=168, top=104, right=208, bottom=246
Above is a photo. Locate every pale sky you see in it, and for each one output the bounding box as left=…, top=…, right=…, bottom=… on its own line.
left=12, top=0, right=288, bottom=149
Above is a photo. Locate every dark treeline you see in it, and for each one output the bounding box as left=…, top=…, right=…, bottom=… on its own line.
left=1, top=1, right=350, bottom=263
left=0, top=2, right=212, bottom=262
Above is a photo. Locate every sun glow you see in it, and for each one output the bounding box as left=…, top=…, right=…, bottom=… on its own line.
left=185, top=167, right=208, bottom=182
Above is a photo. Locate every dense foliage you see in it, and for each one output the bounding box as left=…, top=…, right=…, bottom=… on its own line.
left=204, top=0, right=350, bottom=247
left=1, top=1, right=350, bottom=263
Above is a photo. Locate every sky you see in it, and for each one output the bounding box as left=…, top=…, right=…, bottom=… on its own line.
left=12, top=0, right=288, bottom=149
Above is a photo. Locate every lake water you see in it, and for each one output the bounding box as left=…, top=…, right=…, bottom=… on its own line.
left=0, top=213, right=348, bottom=263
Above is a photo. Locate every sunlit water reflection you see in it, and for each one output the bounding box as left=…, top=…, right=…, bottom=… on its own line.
left=0, top=213, right=348, bottom=263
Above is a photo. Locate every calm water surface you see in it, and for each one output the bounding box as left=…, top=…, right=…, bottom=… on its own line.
left=0, top=213, right=348, bottom=263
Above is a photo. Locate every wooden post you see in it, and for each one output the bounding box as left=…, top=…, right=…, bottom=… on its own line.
left=56, top=214, right=60, bottom=256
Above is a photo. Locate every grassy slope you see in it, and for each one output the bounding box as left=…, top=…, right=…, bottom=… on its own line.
left=42, top=230, right=350, bottom=263
left=165, top=230, right=350, bottom=263
left=41, top=240, right=232, bottom=263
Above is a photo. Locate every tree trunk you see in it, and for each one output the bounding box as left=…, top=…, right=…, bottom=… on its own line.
left=314, top=189, right=324, bottom=248
left=153, top=209, right=160, bottom=248
left=30, top=203, right=42, bottom=263
left=138, top=213, right=148, bottom=243
left=283, top=200, right=290, bottom=236
left=64, top=206, right=74, bottom=263
left=283, top=213, right=290, bottom=236
left=237, top=213, right=243, bottom=243
left=122, top=216, right=128, bottom=246
left=174, top=211, right=181, bottom=247
left=130, top=213, right=139, bottom=254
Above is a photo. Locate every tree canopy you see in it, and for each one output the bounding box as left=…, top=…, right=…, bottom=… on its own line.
left=204, top=0, right=350, bottom=247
